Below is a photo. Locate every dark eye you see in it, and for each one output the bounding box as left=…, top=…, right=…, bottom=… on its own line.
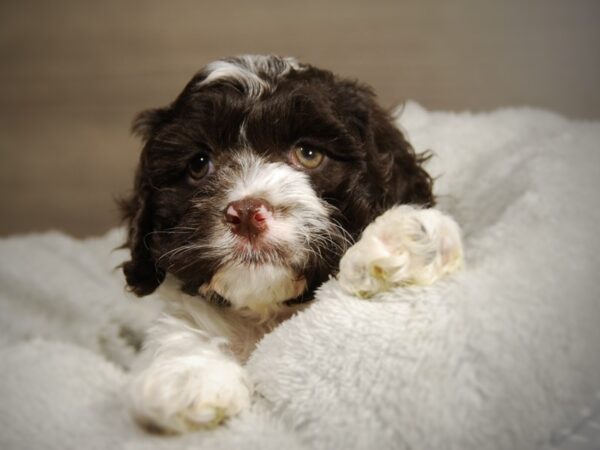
left=291, top=146, right=325, bottom=169
left=188, top=151, right=214, bottom=180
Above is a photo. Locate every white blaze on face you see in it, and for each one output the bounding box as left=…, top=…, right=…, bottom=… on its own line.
left=206, top=152, right=330, bottom=312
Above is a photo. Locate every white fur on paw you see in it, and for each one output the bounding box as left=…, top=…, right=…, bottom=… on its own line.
left=338, top=205, right=463, bottom=297
left=129, top=357, right=252, bottom=433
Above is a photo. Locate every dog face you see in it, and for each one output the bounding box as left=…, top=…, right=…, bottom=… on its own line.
left=121, top=55, right=433, bottom=311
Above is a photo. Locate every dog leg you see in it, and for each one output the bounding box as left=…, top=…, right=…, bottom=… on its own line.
left=338, top=205, right=464, bottom=298
left=128, top=311, right=252, bottom=433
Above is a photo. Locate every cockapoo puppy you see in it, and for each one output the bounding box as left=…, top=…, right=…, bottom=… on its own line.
left=121, top=55, right=462, bottom=433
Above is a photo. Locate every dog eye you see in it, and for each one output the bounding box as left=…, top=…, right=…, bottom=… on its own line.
left=291, top=146, right=325, bottom=169
left=188, top=152, right=214, bottom=180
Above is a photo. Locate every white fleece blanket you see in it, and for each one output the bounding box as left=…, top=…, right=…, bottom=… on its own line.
left=1, top=102, right=600, bottom=450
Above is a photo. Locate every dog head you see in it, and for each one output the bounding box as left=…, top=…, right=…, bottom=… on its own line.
left=121, top=55, right=433, bottom=311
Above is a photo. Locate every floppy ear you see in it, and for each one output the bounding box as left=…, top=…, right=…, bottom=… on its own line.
left=369, top=105, right=435, bottom=208
left=333, top=80, right=434, bottom=211
left=120, top=108, right=170, bottom=296
left=131, top=107, right=171, bottom=142
left=121, top=169, right=165, bottom=296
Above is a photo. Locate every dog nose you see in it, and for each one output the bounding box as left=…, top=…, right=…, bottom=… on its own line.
left=225, top=197, right=273, bottom=238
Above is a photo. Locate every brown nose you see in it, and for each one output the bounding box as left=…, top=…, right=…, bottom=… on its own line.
left=225, top=197, right=273, bottom=238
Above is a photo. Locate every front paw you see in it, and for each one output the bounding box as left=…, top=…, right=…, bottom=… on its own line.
left=129, top=357, right=252, bottom=433
left=338, top=205, right=463, bottom=297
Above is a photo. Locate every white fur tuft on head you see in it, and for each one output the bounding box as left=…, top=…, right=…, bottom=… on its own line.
left=198, top=55, right=304, bottom=98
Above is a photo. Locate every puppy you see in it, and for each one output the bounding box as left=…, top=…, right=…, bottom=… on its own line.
left=121, top=55, right=455, bottom=433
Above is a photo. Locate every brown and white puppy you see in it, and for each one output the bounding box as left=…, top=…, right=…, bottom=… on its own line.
left=121, top=55, right=437, bottom=433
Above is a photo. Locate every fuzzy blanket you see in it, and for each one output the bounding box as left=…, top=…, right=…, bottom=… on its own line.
left=1, top=102, right=599, bottom=450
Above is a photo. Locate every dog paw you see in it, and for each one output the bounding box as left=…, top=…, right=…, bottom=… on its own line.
left=338, top=205, right=463, bottom=297
left=129, top=357, right=252, bottom=433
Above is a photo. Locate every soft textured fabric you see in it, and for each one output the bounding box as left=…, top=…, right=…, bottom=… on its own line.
left=1, top=102, right=599, bottom=450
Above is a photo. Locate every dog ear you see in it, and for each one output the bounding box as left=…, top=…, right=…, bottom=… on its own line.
left=131, top=107, right=171, bottom=143
left=120, top=108, right=170, bottom=296
left=333, top=80, right=434, bottom=211
left=369, top=104, right=434, bottom=208
left=121, top=165, right=166, bottom=296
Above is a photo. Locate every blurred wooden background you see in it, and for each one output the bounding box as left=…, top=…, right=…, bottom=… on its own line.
left=1, top=0, right=599, bottom=237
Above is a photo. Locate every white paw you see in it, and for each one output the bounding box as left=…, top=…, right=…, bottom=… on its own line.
left=338, top=205, right=463, bottom=297
left=129, top=357, right=252, bottom=433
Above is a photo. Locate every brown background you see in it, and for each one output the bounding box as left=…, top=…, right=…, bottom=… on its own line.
left=1, top=0, right=599, bottom=237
